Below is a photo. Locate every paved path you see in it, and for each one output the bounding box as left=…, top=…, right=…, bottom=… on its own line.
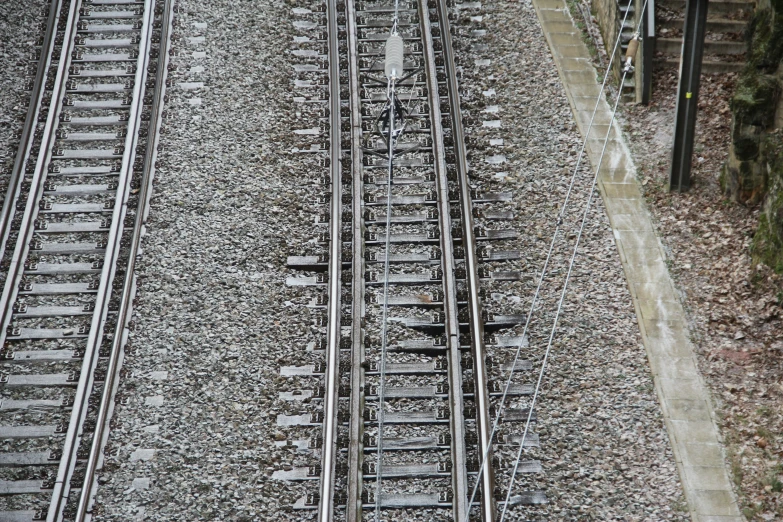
left=528, top=1, right=744, bottom=520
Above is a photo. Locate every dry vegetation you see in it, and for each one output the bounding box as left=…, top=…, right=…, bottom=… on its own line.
left=623, top=68, right=783, bottom=521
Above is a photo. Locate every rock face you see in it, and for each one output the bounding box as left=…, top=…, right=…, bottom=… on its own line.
left=752, top=128, right=783, bottom=271
left=721, top=0, right=783, bottom=271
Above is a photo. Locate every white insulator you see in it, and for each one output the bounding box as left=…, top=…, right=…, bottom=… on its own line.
left=384, top=34, right=404, bottom=80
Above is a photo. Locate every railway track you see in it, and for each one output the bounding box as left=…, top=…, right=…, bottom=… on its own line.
left=0, top=0, right=173, bottom=520
left=283, top=0, right=547, bottom=518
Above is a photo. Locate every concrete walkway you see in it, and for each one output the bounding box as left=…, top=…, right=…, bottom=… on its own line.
left=528, top=1, right=744, bottom=520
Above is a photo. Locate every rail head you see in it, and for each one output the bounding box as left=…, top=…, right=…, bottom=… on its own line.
left=0, top=0, right=65, bottom=269
left=416, top=0, right=472, bottom=519
left=433, top=0, right=497, bottom=518
left=74, top=0, right=177, bottom=519
left=47, top=0, right=158, bottom=519
left=316, top=0, right=345, bottom=519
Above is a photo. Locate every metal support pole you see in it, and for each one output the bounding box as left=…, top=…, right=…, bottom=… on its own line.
left=668, top=0, right=708, bottom=191
left=641, top=0, right=655, bottom=104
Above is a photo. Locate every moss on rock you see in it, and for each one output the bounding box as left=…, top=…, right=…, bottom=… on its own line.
left=724, top=7, right=783, bottom=205
left=745, top=8, right=783, bottom=72
left=731, top=121, right=762, bottom=160
left=731, top=74, right=780, bottom=129
left=725, top=6, right=783, bottom=272
left=751, top=131, right=783, bottom=273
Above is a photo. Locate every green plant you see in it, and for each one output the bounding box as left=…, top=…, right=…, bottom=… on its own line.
left=756, top=406, right=772, bottom=417
left=671, top=496, right=688, bottom=513
left=743, top=504, right=762, bottom=518
left=732, top=462, right=744, bottom=487
left=563, top=0, right=603, bottom=72
left=728, top=446, right=744, bottom=487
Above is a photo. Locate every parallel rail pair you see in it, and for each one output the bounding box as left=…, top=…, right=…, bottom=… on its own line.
left=0, top=0, right=173, bottom=520
left=284, top=0, right=546, bottom=519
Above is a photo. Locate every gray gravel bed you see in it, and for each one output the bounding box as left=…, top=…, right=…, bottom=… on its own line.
left=92, top=0, right=328, bottom=519
left=89, top=0, right=690, bottom=521
left=0, top=0, right=46, bottom=202
left=453, top=0, right=689, bottom=519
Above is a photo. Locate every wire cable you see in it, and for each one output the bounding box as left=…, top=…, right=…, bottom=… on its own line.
left=466, top=0, right=638, bottom=510
left=392, top=0, right=401, bottom=34
left=499, top=65, right=629, bottom=520
left=374, top=3, right=404, bottom=517
left=498, top=2, right=647, bottom=517
left=374, top=74, right=399, bottom=522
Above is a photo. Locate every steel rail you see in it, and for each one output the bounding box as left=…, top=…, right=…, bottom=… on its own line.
left=74, top=0, right=175, bottom=519
left=434, top=0, right=495, bottom=518
left=47, top=1, right=156, bottom=520
left=417, top=0, right=469, bottom=518
left=0, top=0, right=81, bottom=352
left=0, top=0, right=63, bottom=266
left=317, top=0, right=344, bottom=516
left=345, top=0, right=367, bottom=517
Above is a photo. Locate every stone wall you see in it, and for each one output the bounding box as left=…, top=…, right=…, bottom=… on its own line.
left=752, top=129, right=783, bottom=271
left=587, top=0, right=625, bottom=81
left=721, top=0, right=783, bottom=272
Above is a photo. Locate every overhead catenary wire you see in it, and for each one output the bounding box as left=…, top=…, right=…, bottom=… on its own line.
left=374, top=77, right=396, bottom=521
left=466, top=0, right=640, bottom=512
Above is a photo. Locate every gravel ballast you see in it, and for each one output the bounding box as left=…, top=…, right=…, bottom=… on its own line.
left=451, top=0, right=688, bottom=519
left=89, top=0, right=688, bottom=520
left=0, top=0, right=46, bottom=200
